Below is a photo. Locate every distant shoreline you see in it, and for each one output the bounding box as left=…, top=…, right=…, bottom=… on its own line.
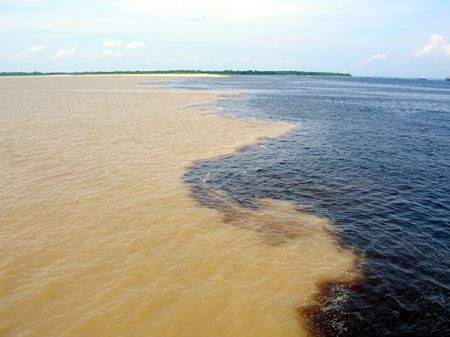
left=0, top=73, right=229, bottom=79
left=0, top=70, right=352, bottom=77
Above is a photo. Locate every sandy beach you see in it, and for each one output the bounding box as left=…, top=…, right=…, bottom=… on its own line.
left=0, top=76, right=358, bottom=337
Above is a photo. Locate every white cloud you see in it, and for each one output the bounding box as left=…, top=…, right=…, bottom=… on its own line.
left=102, top=40, right=122, bottom=47
left=412, top=34, right=444, bottom=58
left=365, top=53, right=388, bottom=64
left=370, top=53, right=388, bottom=61
left=52, top=46, right=77, bottom=59
left=101, top=49, right=123, bottom=58
left=0, top=46, right=45, bottom=59
left=23, top=45, right=45, bottom=55
left=126, top=41, right=145, bottom=49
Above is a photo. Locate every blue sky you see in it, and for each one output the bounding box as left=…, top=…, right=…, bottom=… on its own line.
left=1, top=0, right=450, bottom=77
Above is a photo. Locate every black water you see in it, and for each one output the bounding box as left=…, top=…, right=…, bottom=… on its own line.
left=168, top=76, right=450, bottom=336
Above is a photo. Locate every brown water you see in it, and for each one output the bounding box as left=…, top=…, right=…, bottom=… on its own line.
left=0, top=76, right=358, bottom=337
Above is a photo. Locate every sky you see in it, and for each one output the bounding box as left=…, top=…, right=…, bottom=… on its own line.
left=1, top=0, right=450, bottom=78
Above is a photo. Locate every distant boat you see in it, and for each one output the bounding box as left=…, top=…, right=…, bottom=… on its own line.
left=446, top=77, right=450, bottom=81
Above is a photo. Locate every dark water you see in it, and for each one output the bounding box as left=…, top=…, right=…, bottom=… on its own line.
left=168, top=76, right=450, bottom=336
